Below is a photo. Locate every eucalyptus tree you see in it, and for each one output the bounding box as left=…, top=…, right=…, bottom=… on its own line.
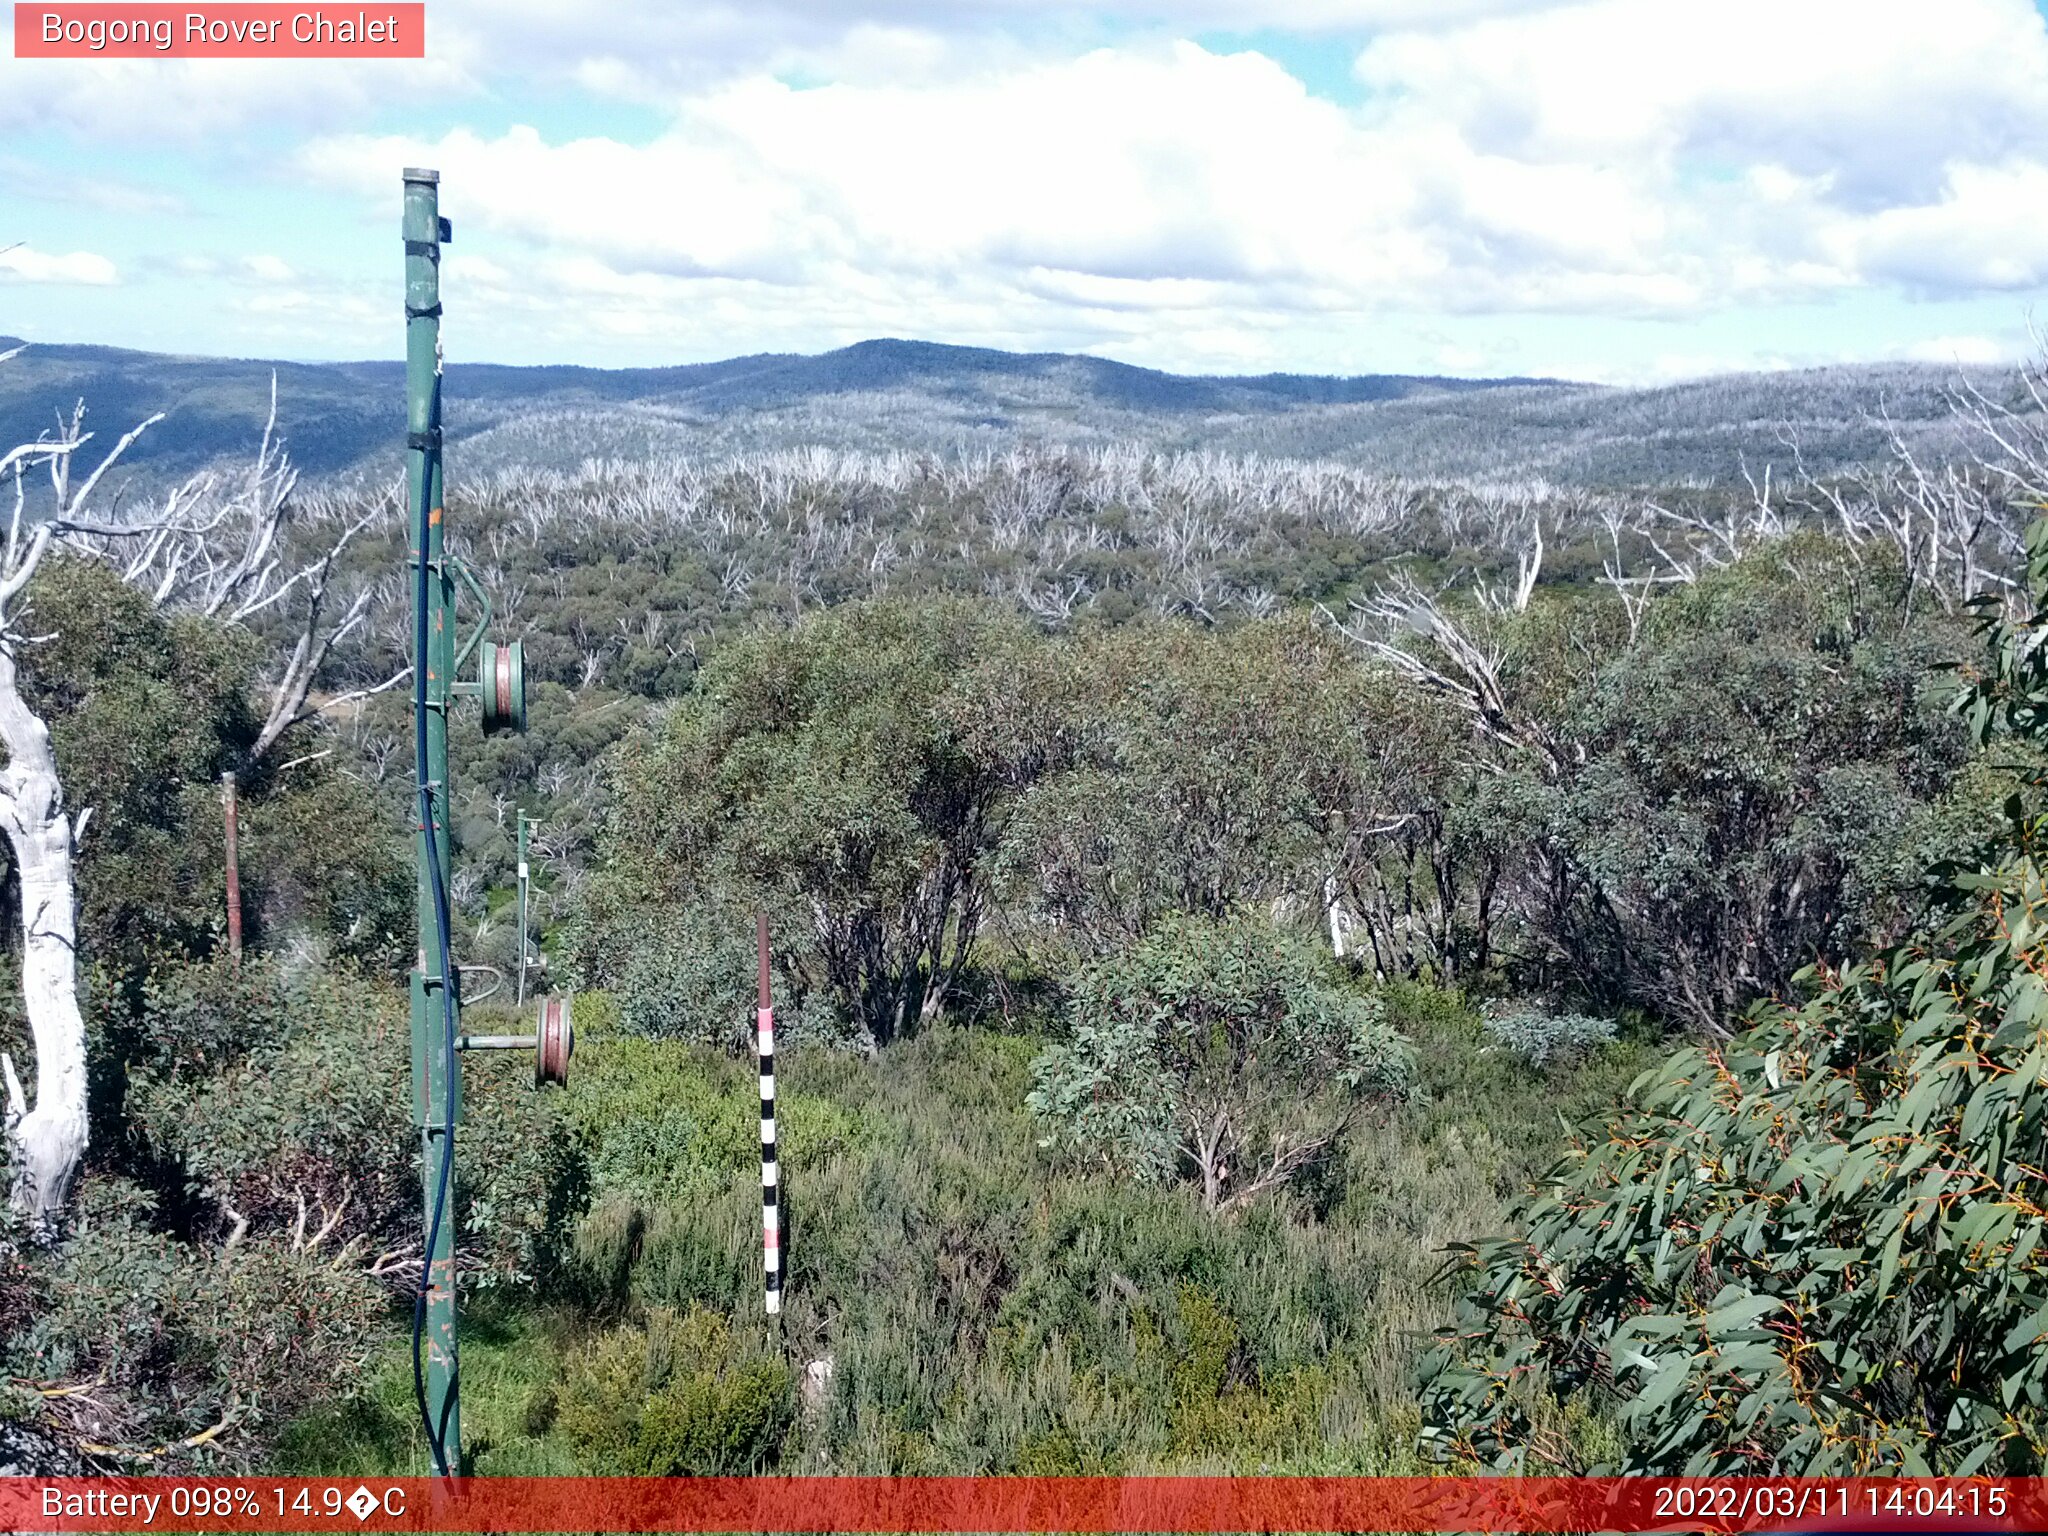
left=593, top=596, right=1030, bottom=1050
left=1027, top=912, right=1410, bottom=1213
left=1419, top=515, right=2048, bottom=1475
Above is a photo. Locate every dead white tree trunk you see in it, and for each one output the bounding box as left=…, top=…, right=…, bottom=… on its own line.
left=0, top=635, right=87, bottom=1229
left=0, top=358, right=401, bottom=1228
left=0, top=403, right=127, bottom=1231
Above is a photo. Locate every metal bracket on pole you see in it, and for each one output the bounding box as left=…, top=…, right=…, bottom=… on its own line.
left=457, top=994, right=573, bottom=1087
left=450, top=554, right=493, bottom=678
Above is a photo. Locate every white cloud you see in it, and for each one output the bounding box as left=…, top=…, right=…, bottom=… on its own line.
left=0, top=0, right=1579, bottom=141
left=25, top=0, right=2048, bottom=373
left=1898, top=334, right=2012, bottom=366
left=0, top=53, right=472, bottom=141
left=169, top=253, right=298, bottom=282
left=395, top=0, right=1575, bottom=101
left=1353, top=0, right=2048, bottom=200
left=1843, top=162, right=2048, bottom=292
left=301, top=41, right=1676, bottom=322
left=0, top=155, right=186, bottom=216
left=0, top=245, right=118, bottom=284
left=299, top=3, right=2048, bottom=356
left=1346, top=0, right=2048, bottom=301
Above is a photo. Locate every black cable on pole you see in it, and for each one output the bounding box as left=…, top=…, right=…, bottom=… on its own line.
left=410, top=457, right=460, bottom=1482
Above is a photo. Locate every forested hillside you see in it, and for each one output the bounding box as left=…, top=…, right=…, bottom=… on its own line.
left=0, top=337, right=1544, bottom=488
left=1, top=347, right=2046, bottom=1476
left=0, top=334, right=2017, bottom=491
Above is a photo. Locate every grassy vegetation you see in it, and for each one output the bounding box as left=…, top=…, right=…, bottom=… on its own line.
left=277, top=981, right=1656, bottom=1476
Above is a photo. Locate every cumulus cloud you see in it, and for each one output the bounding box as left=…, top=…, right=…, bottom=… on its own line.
left=1348, top=0, right=2048, bottom=296
left=24, top=0, right=2048, bottom=373
left=300, top=41, right=1682, bottom=322
left=1898, top=334, right=2012, bottom=366
left=0, top=0, right=1581, bottom=140
left=0, top=245, right=118, bottom=284
left=1843, top=162, right=2048, bottom=292
left=1355, top=0, right=2048, bottom=197
left=300, top=0, right=2048, bottom=357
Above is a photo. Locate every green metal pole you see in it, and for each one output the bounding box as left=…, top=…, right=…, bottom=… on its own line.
left=516, top=814, right=530, bottom=1007
left=404, top=166, right=461, bottom=1473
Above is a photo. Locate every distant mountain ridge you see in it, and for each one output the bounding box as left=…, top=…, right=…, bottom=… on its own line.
left=0, top=334, right=1569, bottom=484
left=0, top=333, right=2011, bottom=490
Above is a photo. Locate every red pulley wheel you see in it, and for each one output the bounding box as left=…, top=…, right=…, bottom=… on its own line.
left=535, top=994, right=573, bottom=1087
left=477, top=639, right=526, bottom=735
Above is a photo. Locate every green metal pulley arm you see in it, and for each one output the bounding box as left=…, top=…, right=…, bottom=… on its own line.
left=449, top=554, right=492, bottom=679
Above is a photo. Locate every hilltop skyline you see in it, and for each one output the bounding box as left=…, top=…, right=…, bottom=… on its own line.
left=0, top=330, right=1991, bottom=496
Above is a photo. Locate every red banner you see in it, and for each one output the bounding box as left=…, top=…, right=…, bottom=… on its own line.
left=0, top=1477, right=2039, bottom=1533
left=12, top=5, right=425, bottom=58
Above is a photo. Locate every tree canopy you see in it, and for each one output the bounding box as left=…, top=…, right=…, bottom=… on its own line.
left=1028, top=913, right=1411, bottom=1212
left=1418, top=520, right=2048, bottom=1475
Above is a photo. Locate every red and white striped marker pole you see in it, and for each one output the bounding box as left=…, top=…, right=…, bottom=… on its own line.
left=757, top=911, right=782, bottom=1316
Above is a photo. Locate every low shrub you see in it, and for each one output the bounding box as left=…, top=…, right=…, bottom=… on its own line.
left=125, top=959, right=413, bottom=1251
left=4, top=1180, right=384, bottom=1466
left=554, top=1305, right=793, bottom=1474
left=570, top=902, right=845, bottom=1053
left=1480, top=1005, right=1618, bottom=1069
left=1029, top=913, right=1411, bottom=1211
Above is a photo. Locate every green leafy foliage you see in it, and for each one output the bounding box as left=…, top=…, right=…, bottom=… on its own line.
left=1028, top=913, right=1411, bottom=1211
left=569, top=902, right=839, bottom=1053
left=587, top=598, right=1030, bottom=1047
left=1390, top=539, right=1975, bottom=1028
left=555, top=1025, right=872, bottom=1311
left=124, top=962, right=583, bottom=1293
left=2, top=1179, right=384, bottom=1466
left=589, top=552, right=1978, bottom=1056
left=456, top=1040, right=591, bottom=1294
left=1417, top=516, right=2048, bottom=1475
left=8, top=371, right=2023, bottom=1480
left=257, top=982, right=1655, bottom=1478
left=238, top=768, right=411, bottom=977
left=1481, top=1005, right=1618, bottom=1069
left=13, top=558, right=257, bottom=974
left=0, top=560, right=414, bottom=1181
left=126, top=959, right=413, bottom=1246
left=968, top=617, right=1446, bottom=956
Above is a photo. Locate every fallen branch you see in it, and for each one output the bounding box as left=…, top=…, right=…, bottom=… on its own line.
left=78, top=1400, right=243, bottom=1460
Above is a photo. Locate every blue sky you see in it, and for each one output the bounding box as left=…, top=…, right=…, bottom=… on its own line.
left=7, top=0, right=2048, bottom=384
